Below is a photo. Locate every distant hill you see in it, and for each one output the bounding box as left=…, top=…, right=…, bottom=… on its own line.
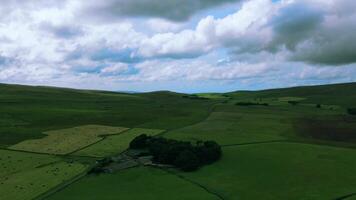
left=229, top=82, right=356, bottom=107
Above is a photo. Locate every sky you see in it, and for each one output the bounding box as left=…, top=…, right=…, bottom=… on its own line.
left=0, top=0, right=356, bottom=93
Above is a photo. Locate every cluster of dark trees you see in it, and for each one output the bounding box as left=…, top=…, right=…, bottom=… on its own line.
left=130, top=135, right=222, bottom=171
left=235, top=102, right=269, bottom=106
left=347, top=108, right=356, bottom=115
left=288, top=101, right=299, bottom=106
left=182, top=95, right=209, bottom=100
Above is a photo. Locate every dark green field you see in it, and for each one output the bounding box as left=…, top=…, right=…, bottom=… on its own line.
left=1, top=82, right=356, bottom=200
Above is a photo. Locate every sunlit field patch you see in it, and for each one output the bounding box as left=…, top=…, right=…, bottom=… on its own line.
left=74, top=128, right=164, bottom=157
left=0, top=149, right=88, bottom=200
left=9, top=125, right=128, bottom=155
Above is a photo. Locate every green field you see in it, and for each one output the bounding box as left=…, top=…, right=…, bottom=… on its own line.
left=0, top=149, right=88, bottom=200
left=1, top=82, right=356, bottom=199
left=177, top=142, right=356, bottom=199
left=73, top=128, right=164, bottom=157
left=46, top=167, right=218, bottom=200
left=9, top=125, right=128, bottom=155
left=164, top=110, right=289, bottom=145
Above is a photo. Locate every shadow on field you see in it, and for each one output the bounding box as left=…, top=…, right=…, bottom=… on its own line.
left=295, top=116, right=356, bottom=142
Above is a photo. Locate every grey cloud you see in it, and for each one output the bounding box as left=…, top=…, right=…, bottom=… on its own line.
left=292, top=24, right=356, bottom=65
left=40, top=23, right=84, bottom=39
left=226, top=0, right=356, bottom=66
left=268, top=1, right=324, bottom=51
left=83, top=0, right=243, bottom=22
left=266, top=0, right=356, bottom=65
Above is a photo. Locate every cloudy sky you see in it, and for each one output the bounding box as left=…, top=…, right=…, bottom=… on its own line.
left=0, top=0, right=356, bottom=92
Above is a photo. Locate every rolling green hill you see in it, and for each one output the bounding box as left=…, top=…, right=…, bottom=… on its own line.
left=0, top=84, right=216, bottom=146
left=1, top=82, right=356, bottom=200
left=229, top=82, right=356, bottom=107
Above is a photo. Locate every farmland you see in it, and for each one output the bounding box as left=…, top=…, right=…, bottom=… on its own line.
left=177, top=142, right=356, bottom=199
left=0, top=149, right=88, bottom=200
left=1, top=82, right=356, bottom=199
left=47, top=167, right=218, bottom=200
left=73, top=128, right=164, bottom=157
left=9, top=125, right=128, bottom=155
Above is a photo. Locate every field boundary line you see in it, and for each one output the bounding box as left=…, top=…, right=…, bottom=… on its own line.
left=334, top=193, right=356, bottom=200
left=221, top=140, right=289, bottom=147
left=0, top=147, right=100, bottom=160
left=67, top=128, right=132, bottom=155
left=1, top=147, right=61, bottom=156
left=158, top=167, right=225, bottom=200
left=159, top=101, right=220, bottom=137
left=34, top=166, right=92, bottom=200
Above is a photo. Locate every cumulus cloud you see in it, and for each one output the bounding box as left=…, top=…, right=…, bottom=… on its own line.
left=0, top=0, right=355, bottom=92
left=138, top=0, right=356, bottom=65
left=138, top=0, right=273, bottom=59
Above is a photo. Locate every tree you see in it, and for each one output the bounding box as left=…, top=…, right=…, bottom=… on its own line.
left=129, top=134, right=149, bottom=149
left=347, top=108, right=356, bottom=115
left=288, top=101, right=299, bottom=106
left=129, top=135, right=222, bottom=171
left=196, top=141, right=222, bottom=164
left=174, top=150, right=200, bottom=171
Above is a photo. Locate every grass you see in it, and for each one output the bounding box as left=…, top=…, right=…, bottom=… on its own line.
left=177, top=142, right=356, bottom=199
left=46, top=166, right=218, bottom=200
left=9, top=125, right=128, bottom=155
left=0, top=149, right=88, bottom=200
left=277, top=97, right=306, bottom=102
left=2, top=82, right=356, bottom=200
left=164, top=110, right=290, bottom=145
left=73, top=128, right=164, bottom=157
left=0, top=84, right=216, bottom=146
left=0, top=149, right=59, bottom=177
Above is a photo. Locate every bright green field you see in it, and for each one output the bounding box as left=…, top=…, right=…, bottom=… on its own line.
left=0, top=149, right=59, bottom=177
left=176, top=142, right=356, bottom=199
left=9, top=125, right=128, bottom=155
left=46, top=166, right=218, bottom=200
left=73, top=128, right=164, bottom=157
left=0, top=149, right=88, bottom=200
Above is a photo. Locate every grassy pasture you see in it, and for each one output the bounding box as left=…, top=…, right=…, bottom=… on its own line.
left=0, top=149, right=59, bottom=177
left=164, top=110, right=289, bottom=145
left=9, top=125, right=128, bottom=155
left=2, top=82, right=356, bottom=200
left=0, top=149, right=88, bottom=200
left=74, top=128, right=164, bottom=157
left=46, top=166, right=218, bottom=200
left=0, top=84, right=215, bottom=146
left=178, top=142, right=356, bottom=199
left=228, top=82, right=356, bottom=108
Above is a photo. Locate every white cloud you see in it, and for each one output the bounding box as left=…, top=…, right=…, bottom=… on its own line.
left=0, top=0, right=355, bottom=92
left=137, top=0, right=274, bottom=59
left=100, top=63, right=129, bottom=75
left=146, top=19, right=185, bottom=33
